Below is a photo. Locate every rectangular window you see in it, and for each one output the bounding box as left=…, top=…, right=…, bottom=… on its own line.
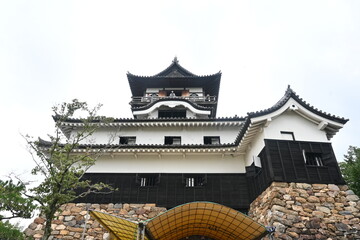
left=204, top=136, right=220, bottom=145
left=184, top=175, right=206, bottom=187
left=280, top=131, right=295, bottom=141
left=158, top=110, right=186, bottom=118
left=164, top=136, right=181, bottom=145
left=303, top=150, right=324, bottom=166
left=119, top=136, right=136, bottom=145
left=137, top=174, right=159, bottom=187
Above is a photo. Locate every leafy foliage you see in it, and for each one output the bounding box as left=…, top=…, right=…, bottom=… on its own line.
left=24, top=99, right=114, bottom=240
left=0, top=179, right=36, bottom=221
left=0, top=221, right=25, bottom=240
left=340, top=146, right=360, bottom=196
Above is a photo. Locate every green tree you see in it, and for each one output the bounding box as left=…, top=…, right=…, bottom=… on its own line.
left=24, top=99, right=114, bottom=240
left=0, top=221, right=25, bottom=240
left=0, top=179, right=36, bottom=221
left=340, top=146, right=360, bottom=196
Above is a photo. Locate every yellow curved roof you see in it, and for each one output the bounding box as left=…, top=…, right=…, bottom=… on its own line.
left=90, top=202, right=268, bottom=240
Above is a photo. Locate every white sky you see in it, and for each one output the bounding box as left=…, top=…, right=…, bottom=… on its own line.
left=0, top=0, right=360, bottom=179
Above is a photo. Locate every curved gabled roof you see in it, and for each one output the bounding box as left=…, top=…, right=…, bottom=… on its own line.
left=234, top=86, right=349, bottom=153
left=127, top=57, right=221, bottom=78
left=248, top=85, right=348, bottom=124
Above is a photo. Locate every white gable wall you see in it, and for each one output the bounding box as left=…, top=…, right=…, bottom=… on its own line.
left=263, top=111, right=328, bottom=142
left=88, top=153, right=245, bottom=173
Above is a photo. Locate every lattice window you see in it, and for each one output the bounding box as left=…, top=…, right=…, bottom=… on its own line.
left=119, top=136, right=136, bottom=145
left=204, top=136, right=220, bottom=145
left=164, top=136, right=181, bottom=145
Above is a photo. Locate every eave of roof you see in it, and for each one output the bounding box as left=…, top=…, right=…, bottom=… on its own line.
left=37, top=138, right=238, bottom=153
left=127, top=73, right=222, bottom=99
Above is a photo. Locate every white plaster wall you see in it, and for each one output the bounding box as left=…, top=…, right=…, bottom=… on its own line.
left=79, top=125, right=241, bottom=145
left=263, top=111, right=328, bottom=142
left=88, top=153, right=245, bottom=173
left=245, top=130, right=265, bottom=166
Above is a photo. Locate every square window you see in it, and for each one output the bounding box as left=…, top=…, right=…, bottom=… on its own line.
left=137, top=174, right=159, bottom=187
left=204, top=136, right=220, bottom=144
left=303, top=150, right=324, bottom=166
left=184, top=175, right=206, bottom=187
left=119, top=136, right=136, bottom=145
left=164, top=136, right=181, bottom=145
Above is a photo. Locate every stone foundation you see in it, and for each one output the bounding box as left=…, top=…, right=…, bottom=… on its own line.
left=248, top=182, right=360, bottom=240
left=24, top=203, right=167, bottom=239
left=25, top=183, right=360, bottom=239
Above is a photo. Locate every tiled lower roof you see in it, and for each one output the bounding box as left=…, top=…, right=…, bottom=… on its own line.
left=38, top=138, right=237, bottom=150
left=53, top=115, right=246, bottom=123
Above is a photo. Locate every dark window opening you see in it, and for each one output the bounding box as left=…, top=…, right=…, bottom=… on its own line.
left=204, top=136, right=220, bottom=145
left=119, top=136, right=136, bottom=145
left=164, top=136, right=181, bottom=145
left=184, top=175, right=206, bottom=187
left=280, top=131, right=295, bottom=141
left=158, top=110, right=186, bottom=118
left=136, top=174, right=160, bottom=187
left=303, top=151, right=324, bottom=166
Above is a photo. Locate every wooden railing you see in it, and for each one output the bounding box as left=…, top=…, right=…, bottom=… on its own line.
left=131, top=95, right=216, bottom=104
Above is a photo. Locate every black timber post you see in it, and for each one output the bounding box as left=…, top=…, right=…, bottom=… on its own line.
left=276, top=141, right=287, bottom=181
left=329, top=143, right=345, bottom=183
left=264, top=140, right=275, bottom=181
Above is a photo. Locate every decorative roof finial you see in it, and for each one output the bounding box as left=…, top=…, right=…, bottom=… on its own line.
left=286, top=84, right=293, bottom=94
left=173, top=56, right=179, bottom=63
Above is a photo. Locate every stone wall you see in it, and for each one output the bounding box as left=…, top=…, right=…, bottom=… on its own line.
left=248, top=182, right=360, bottom=240
left=24, top=203, right=167, bottom=240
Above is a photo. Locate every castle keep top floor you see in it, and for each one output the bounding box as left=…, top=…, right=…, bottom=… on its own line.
left=128, top=57, right=221, bottom=119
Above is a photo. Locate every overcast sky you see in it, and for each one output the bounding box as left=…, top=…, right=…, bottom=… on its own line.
left=0, top=1, right=359, bottom=179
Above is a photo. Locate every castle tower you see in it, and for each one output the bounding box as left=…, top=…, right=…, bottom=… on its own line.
left=26, top=59, right=360, bottom=240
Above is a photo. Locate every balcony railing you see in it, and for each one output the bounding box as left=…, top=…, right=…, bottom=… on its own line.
left=131, top=95, right=217, bottom=104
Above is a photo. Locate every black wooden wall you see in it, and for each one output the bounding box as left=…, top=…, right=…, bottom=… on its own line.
left=77, top=173, right=250, bottom=211
left=246, top=139, right=345, bottom=202
left=77, top=140, right=344, bottom=210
